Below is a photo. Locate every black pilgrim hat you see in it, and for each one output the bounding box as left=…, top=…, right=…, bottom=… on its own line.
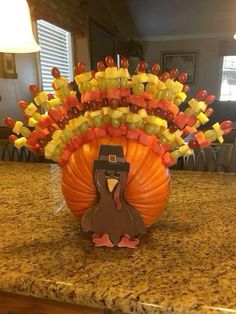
left=94, top=145, right=129, bottom=171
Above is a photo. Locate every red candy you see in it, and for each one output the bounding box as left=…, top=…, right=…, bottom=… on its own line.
left=174, top=112, right=188, bottom=130
left=37, top=116, right=54, bottom=129
left=196, top=89, right=207, bottom=101
left=170, top=68, right=179, bottom=80
left=9, top=134, right=17, bottom=142
left=18, top=100, right=27, bottom=109
left=183, top=84, right=190, bottom=93
left=162, top=152, right=176, bottom=167
left=220, top=120, right=232, bottom=134
left=205, top=108, right=213, bottom=117
left=178, top=72, right=188, bottom=83
left=29, top=84, right=39, bottom=95
left=151, top=63, right=160, bottom=75
left=137, top=61, right=147, bottom=73
left=51, top=67, right=60, bottom=78
left=76, top=62, right=86, bottom=74
left=48, top=109, right=64, bottom=122
left=97, top=61, right=105, bottom=72
left=105, top=56, right=115, bottom=67
left=121, top=57, right=129, bottom=69
left=204, top=95, right=215, bottom=105
left=160, top=72, right=170, bottom=82
left=4, top=117, right=15, bottom=128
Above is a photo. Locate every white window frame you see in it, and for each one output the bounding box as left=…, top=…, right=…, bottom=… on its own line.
left=219, top=55, right=236, bottom=101
left=36, top=20, right=73, bottom=93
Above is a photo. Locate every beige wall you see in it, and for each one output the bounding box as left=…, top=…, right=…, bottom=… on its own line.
left=0, top=53, right=39, bottom=126
left=142, top=38, right=223, bottom=98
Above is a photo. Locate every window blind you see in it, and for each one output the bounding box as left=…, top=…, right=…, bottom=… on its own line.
left=37, top=20, right=73, bottom=93
left=220, top=56, right=236, bottom=101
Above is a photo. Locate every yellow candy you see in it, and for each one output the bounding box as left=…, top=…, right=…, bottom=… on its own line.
left=24, top=103, right=37, bottom=116
left=132, top=73, right=148, bottom=84
left=118, top=107, right=129, bottom=114
left=68, top=119, right=76, bottom=131
left=198, top=101, right=207, bottom=112
left=178, top=144, right=193, bottom=156
left=53, top=77, right=68, bottom=89
left=172, top=81, right=183, bottom=94
left=147, top=73, right=158, bottom=85
left=138, top=108, right=148, bottom=118
left=110, top=110, right=123, bottom=119
left=90, top=110, right=102, bottom=118
left=20, top=127, right=31, bottom=137
left=126, top=113, right=141, bottom=123
left=90, top=78, right=98, bottom=87
left=165, top=79, right=175, bottom=91
left=28, top=117, right=38, bottom=127
left=13, top=121, right=23, bottom=134
left=33, top=112, right=42, bottom=120
left=74, top=116, right=88, bottom=129
left=174, top=97, right=183, bottom=106
left=102, top=107, right=109, bottom=116
left=197, top=112, right=209, bottom=124
left=212, top=122, right=224, bottom=137
left=204, top=130, right=217, bottom=142
left=52, top=130, right=63, bottom=141
left=184, top=107, right=194, bottom=116
left=52, top=138, right=62, bottom=146
left=117, top=68, right=130, bottom=79
left=34, top=92, right=48, bottom=105
left=188, top=98, right=200, bottom=113
left=45, top=141, right=56, bottom=158
left=177, top=92, right=187, bottom=102
left=105, top=67, right=118, bottom=79
left=62, top=126, right=74, bottom=140
left=49, top=98, right=61, bottom=108
left=175, top=135, right=184, bottom=146
left=95, top=71, right=105, bottom=79
left=171, top=150, right=182, bottom=159
left=14, top=137, right=27, bottom=148
left=162, top=129, right=175, bottom=142
left=157, top=80, right=167, bottom=90
left=218, top=136, right=224, bottom=143
left=148, top=116, right=167, bottom=128
left=75, top=72, right=92, bottom=84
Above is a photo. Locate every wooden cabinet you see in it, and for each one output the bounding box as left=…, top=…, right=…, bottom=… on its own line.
left=0, top=292, right=104, bottom=314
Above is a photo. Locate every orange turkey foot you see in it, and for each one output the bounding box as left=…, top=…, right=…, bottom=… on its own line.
left=92, top=234, right=114, bottom=247
left=117, top=234, right=140, bottom=249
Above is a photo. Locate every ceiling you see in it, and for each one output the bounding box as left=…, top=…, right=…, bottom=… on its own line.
left=91, top=0, right=236, bottom=41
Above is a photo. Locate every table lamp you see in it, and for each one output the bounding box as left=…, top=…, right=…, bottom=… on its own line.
left=0, top=0, right=40, bottom=53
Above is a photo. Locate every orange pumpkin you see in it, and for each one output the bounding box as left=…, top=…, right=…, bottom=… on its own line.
left=61, top=136, right=170, bottom=227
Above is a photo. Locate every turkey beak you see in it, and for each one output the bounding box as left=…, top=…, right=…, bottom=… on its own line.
left=107, top=178, right=118, bottom=192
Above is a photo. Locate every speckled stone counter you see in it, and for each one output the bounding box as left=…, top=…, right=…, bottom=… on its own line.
left=0, top=162, right=235, bottom=313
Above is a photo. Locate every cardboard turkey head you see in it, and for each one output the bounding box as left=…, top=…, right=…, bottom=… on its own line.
left=94, top=145, right=129, bottom=198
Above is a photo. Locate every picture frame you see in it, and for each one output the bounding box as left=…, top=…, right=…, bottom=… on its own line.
left=161, top=51, right=198, bottom=84
left=89, top=18, right=116, bottom=70
left=0, top=53, right=18, bottom=79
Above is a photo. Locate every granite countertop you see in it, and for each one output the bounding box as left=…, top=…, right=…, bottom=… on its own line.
left=0, top=162, right=235, bottom=313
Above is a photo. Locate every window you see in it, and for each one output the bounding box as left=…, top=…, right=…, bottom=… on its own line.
left=37, top=20, right=73, bottom=93
left=220, top=55, right=236, bottom=101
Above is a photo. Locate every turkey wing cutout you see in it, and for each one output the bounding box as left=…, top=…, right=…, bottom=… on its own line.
left=81, top=145, right=146, bottom=247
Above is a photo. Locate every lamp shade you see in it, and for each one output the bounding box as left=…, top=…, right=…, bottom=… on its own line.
left=0, top=0, right=40, bottom=53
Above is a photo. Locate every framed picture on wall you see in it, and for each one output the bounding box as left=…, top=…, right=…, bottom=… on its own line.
left=0, top=53, right=17, bottom=79
left=161, top=51, right=198, bottom=84
left=89, top=18, right=117, bottom=70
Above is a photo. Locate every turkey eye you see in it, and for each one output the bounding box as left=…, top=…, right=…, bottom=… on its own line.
left=114, top=171, right=120, bottom=179
left=105, top=170, right=111, bottom=178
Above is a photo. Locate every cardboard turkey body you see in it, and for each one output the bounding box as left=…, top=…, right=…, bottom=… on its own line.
left=81, top=145, right=146, bottom=247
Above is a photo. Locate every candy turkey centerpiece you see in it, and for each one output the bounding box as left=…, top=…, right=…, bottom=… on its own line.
left=4, top=56, right=232, bottom=248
